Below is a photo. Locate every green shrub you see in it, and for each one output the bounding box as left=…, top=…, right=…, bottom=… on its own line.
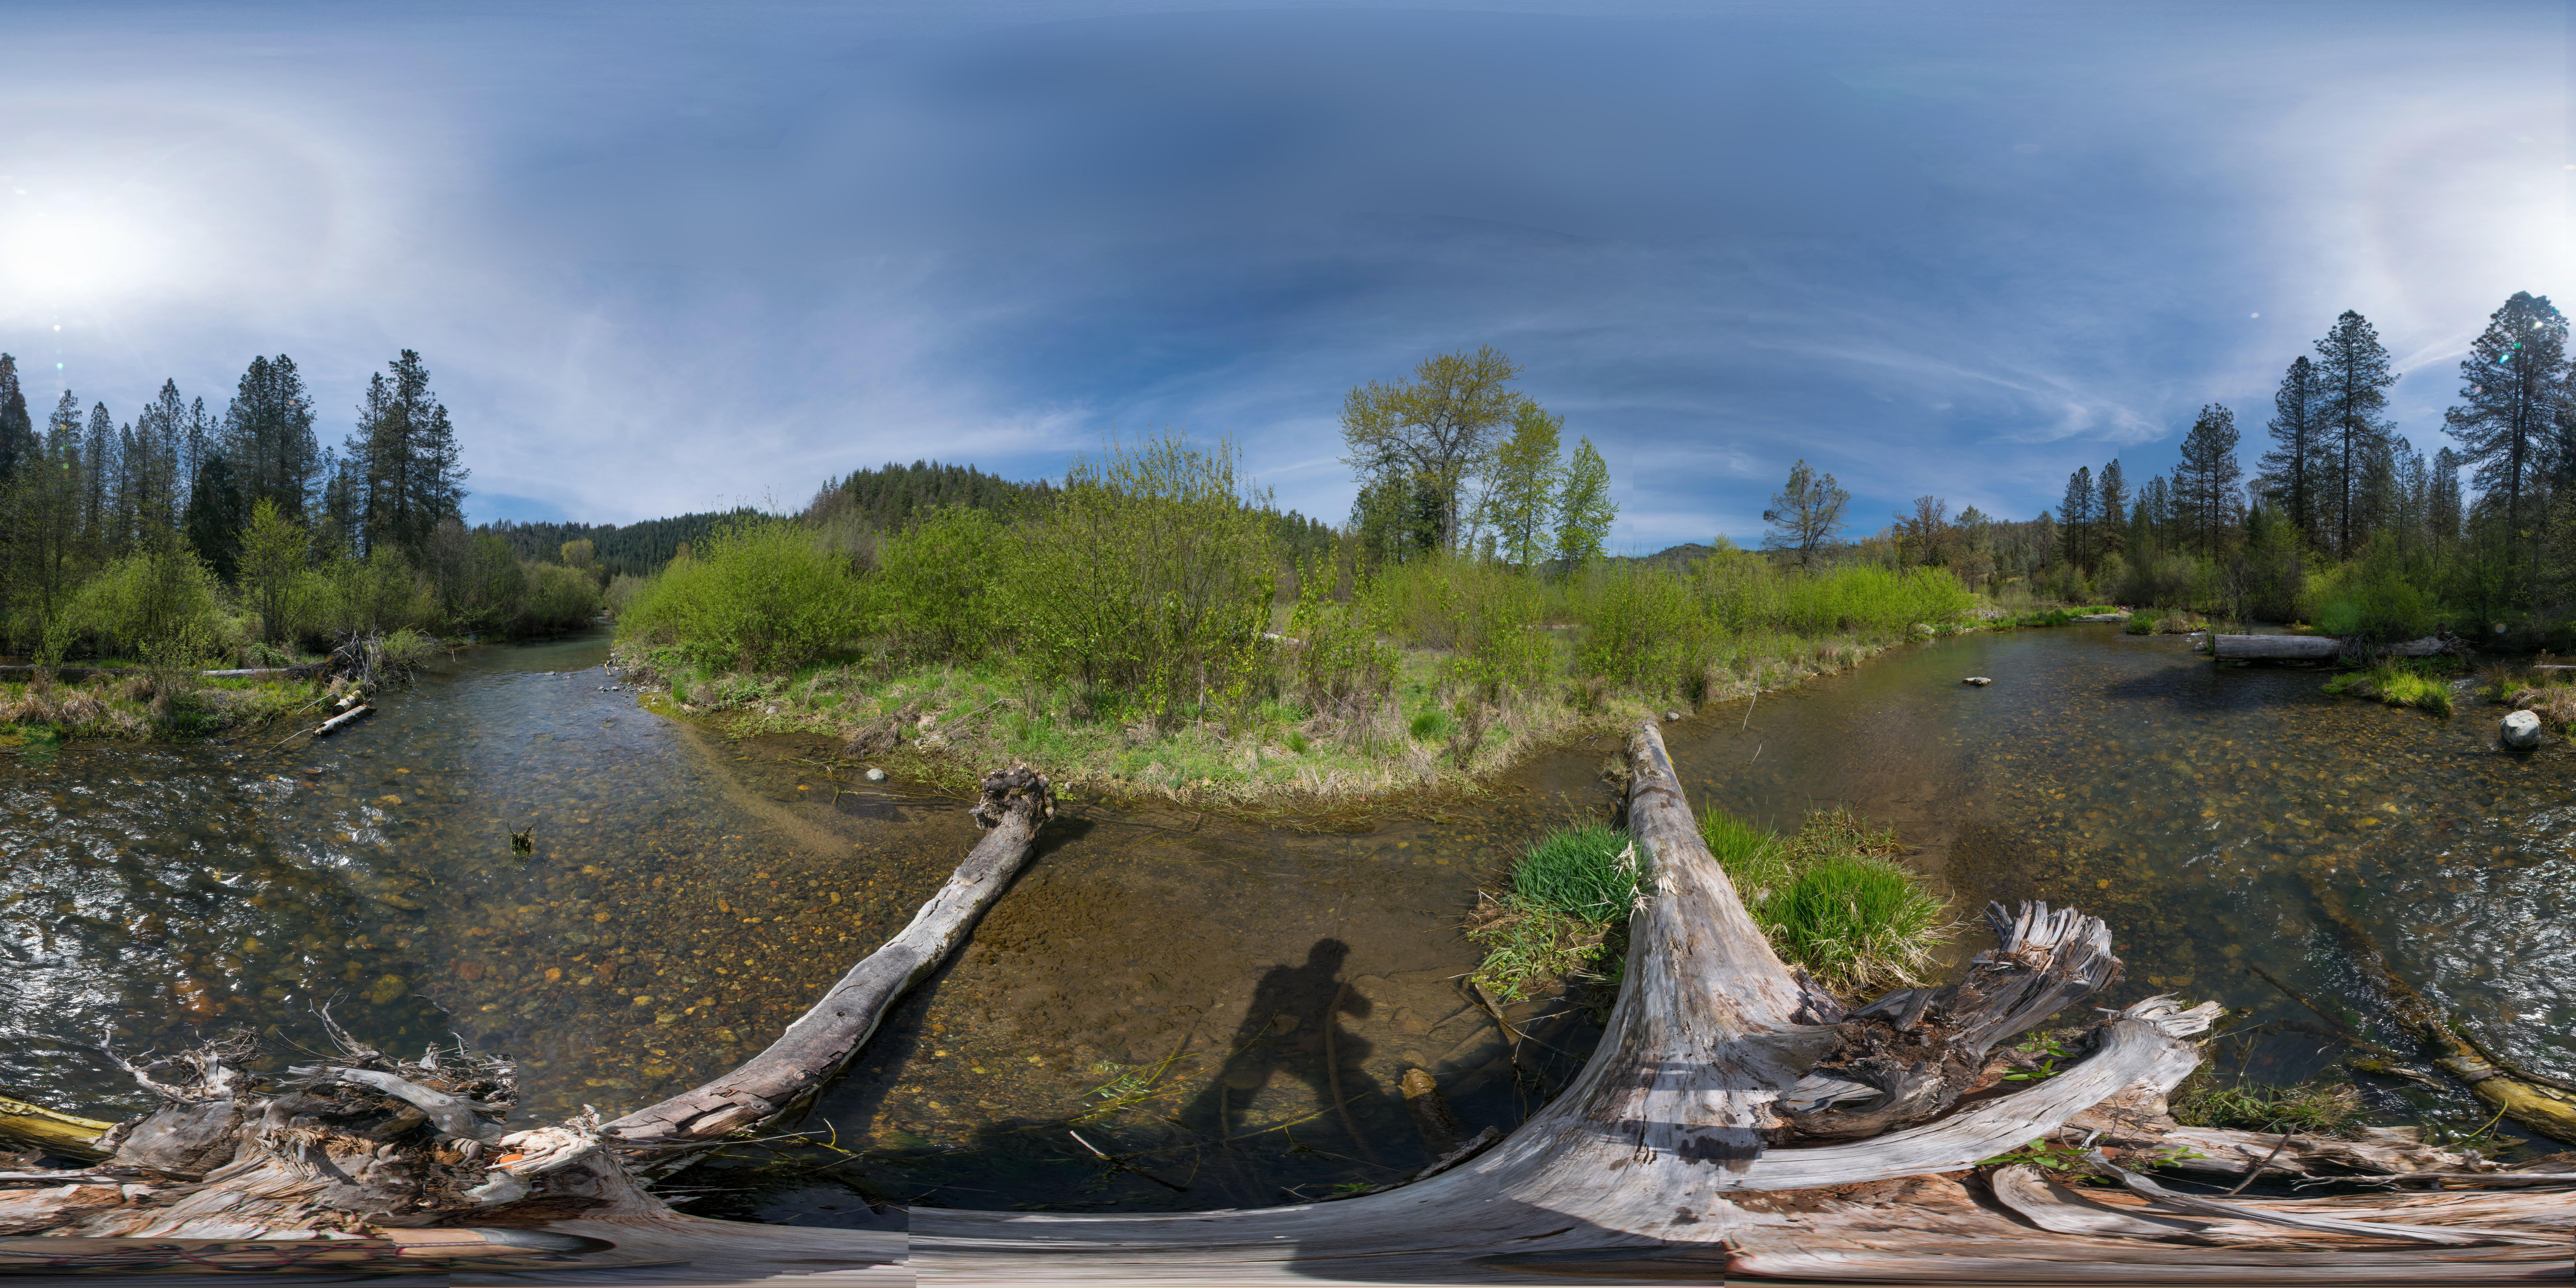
left=1570, top=561, right=1713, bottom=696
left=54, top=541, right=234, bottom=662
left=1000, top=432, right=1277, bottom=727
left=875, top=505, right=1006, bottom=658
left=618, top=516, right=863, bottom=672
left=509, top=562, right=602, bottom=635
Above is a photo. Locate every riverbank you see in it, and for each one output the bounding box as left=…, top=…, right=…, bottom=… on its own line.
left=610, top=629, right=1933, bottom=810
left=0, top=669, right=324, bottom=747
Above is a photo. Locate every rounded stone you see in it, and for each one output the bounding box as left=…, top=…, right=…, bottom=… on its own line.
left=2501, top=710, right=2542, bottom=749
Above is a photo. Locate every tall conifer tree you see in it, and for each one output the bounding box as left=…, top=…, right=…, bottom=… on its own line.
left=2443, top=291, right=2567, bottom=596
left=0, top=355, right=31, bottom=482
left=2058, top=466, right=2095, bottom=571
left=226, top=355, right=320, bottom=521
left=2175, top=404, right=2243, bottom=557
left=2314, top=310, right=2398, bottom=559
left=2260, top=355, right=2326, bottom=549
left=2096, top=459, right=2127, bottom=561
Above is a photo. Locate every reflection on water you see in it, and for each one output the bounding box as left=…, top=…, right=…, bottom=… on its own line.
left=5, top=625, right=2570, bottom=1222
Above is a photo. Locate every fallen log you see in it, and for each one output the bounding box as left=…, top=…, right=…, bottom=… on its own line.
left=2213, top=634, right=2456, bottom=661
left=310, top=704, right=372, bottom=737
left=0, top=1094, right=113, bottom=1161
left=601, top=761, right=1056, bottom=1148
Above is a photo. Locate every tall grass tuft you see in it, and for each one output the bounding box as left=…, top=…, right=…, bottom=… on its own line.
left=1509, top=824, right=1640, bottom=923
left=1699, top=807, right=1952, bottom=993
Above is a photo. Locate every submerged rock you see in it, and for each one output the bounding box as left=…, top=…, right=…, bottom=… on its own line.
left=2501, top=710, right=2543, bottom=749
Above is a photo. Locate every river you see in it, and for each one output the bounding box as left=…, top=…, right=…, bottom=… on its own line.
left=3, top=625, right=2568, bottom=1223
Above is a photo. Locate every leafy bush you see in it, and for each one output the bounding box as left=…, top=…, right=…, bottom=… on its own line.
left=1002, top=433, right=1278, bottom=727
left=510, top=561, right=603, bottom=635
left=52, top=541, right=235, bottom=662
left=875, top=505, right=1006, bottom=658
left=618, top=516, right=863, bottom=672
left=1570, top=561, right=1713, bottom=696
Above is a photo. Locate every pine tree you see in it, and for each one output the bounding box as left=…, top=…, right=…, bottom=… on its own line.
left=2259, top=355, right=2327, bottom=549
left=82, top=402, right=114, bottom=554
left=0, top=354, right=31, bottom=482
left=1761, top=459, right=1850, bottom=571
left=184, top=452, right=245, bottom=583
left=2175, top=404, right=2243, bottom=557
left=1483, top=402, right=1563, bottom=570
left=1554, top=437, right=1617, bottom=567
left=2314, top=310, right=2399, bottom=559
left=2430, top=445, right=2465, bottom=545
left=349, top=350, right=471, bottom=560
left=181, top=396, right=213, bottom=515
left=2059, top=466, right=2095, bottom=570
left=2443, top=292, right=2567, bottom=596
left=225, top=355, right=320, bottom=520
left=2096, top=459, right=2127, bottom=561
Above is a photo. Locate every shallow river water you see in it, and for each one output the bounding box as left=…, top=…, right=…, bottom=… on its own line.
left=3, top=626, right=2569, bottom=1222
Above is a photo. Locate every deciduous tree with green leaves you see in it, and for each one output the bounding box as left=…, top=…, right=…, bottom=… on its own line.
left=1339, top=346, right=1528, bottom=554
left=1761, top=460, right=1849, bottom=571
left=1554, top=437, right=1617, bottom=568
left=237, top=498, right=309, bottom=644
left=1482, top=402, right=1563, bottom=570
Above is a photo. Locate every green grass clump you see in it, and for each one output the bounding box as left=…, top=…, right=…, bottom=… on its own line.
left=1509, top=824, right=1641, bottom=923
left=1465, top=823, right=1641, bottom=1000
left=1700, top=807, right=1953, bottom=994
left=2170, top=1069, right=2365, bottom=1137
left=2324, top=662, right=2454, bottom=715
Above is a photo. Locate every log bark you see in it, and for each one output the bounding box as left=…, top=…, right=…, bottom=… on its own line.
left=310, top=704, right=372, bottom=737
left=600, top=761, right=1056, bottom=1148
left=2212, top=634, right=2455, bottom=660
left=0, top=1094, right=113, bottom=1161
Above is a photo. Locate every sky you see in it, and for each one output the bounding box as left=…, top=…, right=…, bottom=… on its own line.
left=0, top=1, right=2567, bottom=550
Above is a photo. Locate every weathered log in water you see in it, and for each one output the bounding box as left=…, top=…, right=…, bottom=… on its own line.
left=2299, top=871, right=2576, bottom=1145
left=2213, top=635, right=2454, bottom=661
left=601, top=761, right=1056, bottom=1149
left=4, top=736, right=2570, bottom=1283
left=309, top=704, right=373, bottom=737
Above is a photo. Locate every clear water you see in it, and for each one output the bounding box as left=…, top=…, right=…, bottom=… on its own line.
left=4, top=625, right=2568, bottom=1223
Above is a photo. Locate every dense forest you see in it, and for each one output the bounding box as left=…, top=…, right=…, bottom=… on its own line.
left=0, top=348, right=610, bottom=664
left=1770, top=295, right=2576, bottom=646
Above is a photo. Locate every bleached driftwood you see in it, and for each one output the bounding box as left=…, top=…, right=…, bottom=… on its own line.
left=601, top=762, right=1056, bottom=1148
left=2212, top=634, right=2455, bottom=661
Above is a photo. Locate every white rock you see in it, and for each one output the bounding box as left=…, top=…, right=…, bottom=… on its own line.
left=1962, top=677, right=1993, bottom=686
left=865, top=767, right=888, bottom=782
left=2502, top=710, right=2543, bottom=749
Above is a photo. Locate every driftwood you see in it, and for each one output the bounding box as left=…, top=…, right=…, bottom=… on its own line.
left=602, top=762, right=1056, bottom=1149
left=310, top=704, right=373, bottom=737
left=2213, top=634, right=2458, bottom=661
left=5, top=736, right=2571, bottom=1283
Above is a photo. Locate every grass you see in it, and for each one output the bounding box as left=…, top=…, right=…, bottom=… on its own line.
left=2169, top=1067, right=2367, bottom=1137
left=616, top=632, right=1908, bottom=810
left=2323, top=660, right=2456, bottom=715
left=2126, top=609, right=2207, bottom=635
left=1463, top=824, right=1639, bottom=1000
left=0, top=673, right=322, bottom=742
left=1464, top=807, right=1952, bottom=1004
left=1702, top=808, right=1954, bottom=994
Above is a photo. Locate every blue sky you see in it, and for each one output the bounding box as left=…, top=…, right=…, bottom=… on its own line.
left=0, top=1, right=2566, bottom=549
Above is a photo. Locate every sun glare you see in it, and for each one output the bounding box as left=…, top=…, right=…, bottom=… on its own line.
left=0, top=204, right=171, bottom=303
